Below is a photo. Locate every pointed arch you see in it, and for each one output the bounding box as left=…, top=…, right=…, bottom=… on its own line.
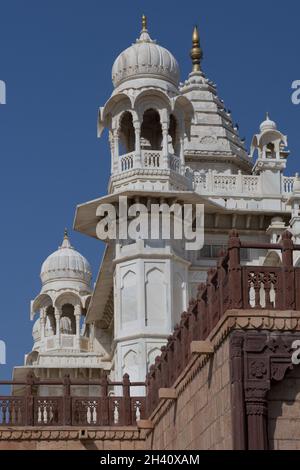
left=118, top=111, right=135, bottom=153
left=31, top=293, right=53, bottom=320
left=122, top=349, right=139, bottom=382
left=140, top=108, right=163, bottom=150
left=54, top=292, right=82, bottom=310
left=147, top=347, right=161, bottom=370
left=133, top=88, right=171, bottom=115
left=174, top=271, right=185, bottom=324
left=145, top=267, right=166, bottom=327
left=121, top=270, right=137, bottom=324
left=98, top=93, right=135, bottom=137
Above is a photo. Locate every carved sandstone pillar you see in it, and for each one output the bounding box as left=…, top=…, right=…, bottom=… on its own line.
left=245, top=386, right=268, bottom=450
left=228, top=230, right=243, bottom=309
left=281, top=230, right=295, bottom=309
left=230, top=333, right=247, bottom=450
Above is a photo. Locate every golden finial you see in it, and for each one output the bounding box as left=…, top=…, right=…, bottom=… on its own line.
left=190, top=25, right=203, bottom=72
left=142, top=14, right=147, bottom=32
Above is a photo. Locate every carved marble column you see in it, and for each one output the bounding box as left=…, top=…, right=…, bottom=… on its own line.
left=113, top=129, right=120, bottom=173
left=74, top=305, right=81, bottom=350
left=162, top=123, right=169, bottom=169
left=55, top=307, right=61, bottom=348
left=109, top=130, right=114, bottom=174
left=134, top=121, right=142, bottom=168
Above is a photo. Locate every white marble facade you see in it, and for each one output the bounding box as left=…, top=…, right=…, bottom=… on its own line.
left=16, top=18, right=300, bottom=386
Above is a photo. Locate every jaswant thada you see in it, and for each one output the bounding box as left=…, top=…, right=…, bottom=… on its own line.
left=2, top=17, right=300, bottom=451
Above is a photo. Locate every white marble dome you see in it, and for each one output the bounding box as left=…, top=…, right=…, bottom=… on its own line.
left=40, top=231, right=92, bottom=289
left=260, top=113, right=277, bottom=133
left=112, top=26, right=180, bottom=88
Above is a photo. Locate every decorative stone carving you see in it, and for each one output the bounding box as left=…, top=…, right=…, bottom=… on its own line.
left=230, top=330, right=300, bottom=450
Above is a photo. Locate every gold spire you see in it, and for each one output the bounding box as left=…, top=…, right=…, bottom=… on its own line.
left=190, top=25, right=203, bottom=72
left=142, top=14, right=147, bottom=32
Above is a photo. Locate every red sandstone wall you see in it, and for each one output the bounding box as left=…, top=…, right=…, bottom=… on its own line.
left=146, top=339, right=233, bottom=450
left=268, top=367, right=300, bottom=450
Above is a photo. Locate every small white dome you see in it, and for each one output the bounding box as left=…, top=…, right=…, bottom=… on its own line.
left=260, top=113, right=277, bottom=132
left=40, top=231, right=92, bottom=289
left=112, top=24, right=180, bottom=88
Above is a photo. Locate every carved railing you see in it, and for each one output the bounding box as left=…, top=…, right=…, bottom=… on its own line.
left=146, top=230, right=300, bottom=415
left=193, top=171, right=262, bottom=195
left=282, top=175, right=295, bottom=194
left=0, top=374, right=146, bottom=427
left=118, top=150, right=182, bottom=173
left=143, top=150, right=161, bottom=168
left=120, top=152, right=135, bottom=171
left=0, top=398, right=25, bottom=425
left=194, top=172, right=297, bottom=197
left=3, top=232, right=300, bottom=426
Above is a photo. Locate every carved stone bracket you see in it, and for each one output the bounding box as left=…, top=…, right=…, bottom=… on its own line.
left=230, top=330, right=300, bottom=450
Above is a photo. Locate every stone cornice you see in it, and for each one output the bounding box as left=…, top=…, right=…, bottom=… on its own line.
left=0, top=427, right=146, bottom=441
left=208, top=309, right=300, bottom=350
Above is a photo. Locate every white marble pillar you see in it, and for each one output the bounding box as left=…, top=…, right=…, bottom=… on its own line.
left=109, top=130, right=115, bottom=174
left=134, top=121, right=142, bottom=168
left=55, top=307, right=61, bottom=348
left=40, top=308, right=46, bottom=341
left=74, top=305, right=81, bottom=350
left=113, top=129, right=120, bottom=173
left=162, top=123, right=169, bottom=169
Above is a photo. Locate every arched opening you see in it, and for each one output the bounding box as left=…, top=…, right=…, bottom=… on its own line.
left=168, top=114, right=179, bottom=155
left=25, top=350, right=39, bottom=366
left=266, top=142, right=276, bottom=159
left=119, top=111, right=135, bottom=154
left=45, top=305, right=56, bottom=336
left=60, top=303, right=76, bottom=335
left=147, top=347, right=161, bottom=371
left=80, top=311, right=88, bottom=336
left=141, top=109, right=162, bottom=150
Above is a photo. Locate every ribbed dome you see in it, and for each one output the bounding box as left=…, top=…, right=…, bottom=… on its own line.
left=260, top=113, right=277, bottom=133
left=40, top=231, right=92, bottom=287
left=112, top=24, right=180, bottom=88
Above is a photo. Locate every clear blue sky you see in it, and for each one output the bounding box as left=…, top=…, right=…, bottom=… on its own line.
left=0, top=0, right=299, bottom=377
